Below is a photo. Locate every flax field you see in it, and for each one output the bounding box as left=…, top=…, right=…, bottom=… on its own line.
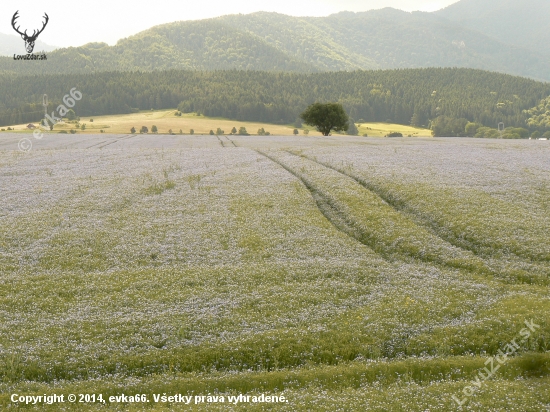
left=0, top=134, right=549, bottom=411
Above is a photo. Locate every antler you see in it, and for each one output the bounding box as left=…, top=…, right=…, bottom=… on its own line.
left=32, top=12, right=50, bottom=37
left=11, top=11, right=26, bottom=37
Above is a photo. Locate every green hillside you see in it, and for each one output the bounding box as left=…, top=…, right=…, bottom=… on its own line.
left=221, top=9, right=550, bottom=80
left=1, top=68, right=549, bottom=132
left=0, top=20, right=311, bottom=74
left=1, top=3, right=549, bottom=80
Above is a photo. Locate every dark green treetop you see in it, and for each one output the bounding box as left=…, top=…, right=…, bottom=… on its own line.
left=300, top=103, right=349, bottom=136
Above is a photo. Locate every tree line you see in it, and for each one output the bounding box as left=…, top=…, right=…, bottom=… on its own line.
left=1, top=68, right=549, bottom=133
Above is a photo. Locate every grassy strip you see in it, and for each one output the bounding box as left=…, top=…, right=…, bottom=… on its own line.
left=261, top=150, right=489, bottom=273
left=1, top=354, right=548, bottom=408
left=305, top=154, right=549, bottom=285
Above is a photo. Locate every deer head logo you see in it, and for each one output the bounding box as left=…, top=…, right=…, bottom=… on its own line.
left=12, top=11, right=49, bottom=54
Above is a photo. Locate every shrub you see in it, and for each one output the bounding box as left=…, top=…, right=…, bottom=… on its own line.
left=465, top=122, right=483, bottom=137
left=387, top=132, right=403, bottom=137
left=131, top=127, right=136, bottom=134
left=59, top=130, right=68, bottom=134
left=152, top=125, right=158, bottom=133
left=474, top=127, right=491, bottom=138
left=178, top=101, right=193, bottom=113
left=485, top=129, right=501, bottom=139
left=190, top=129, right=194, bottom=135
left=209, top=130, right=215, bottom=135
left=431, top=116, right=468, bottom=137
left=346, top=119, right=358, bottom=136
left=70, top=129, right=77, bottom=134
left=503, top=127, right=529, bottom=139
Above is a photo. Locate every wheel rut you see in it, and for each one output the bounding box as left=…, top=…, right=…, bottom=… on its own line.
left=257, top=149, right=506, bottom=276
left=256, top=149, right=383, bottom=258
left=290, top=152, right=550, bottom=285
left=294, top=152, right=495, bottom=260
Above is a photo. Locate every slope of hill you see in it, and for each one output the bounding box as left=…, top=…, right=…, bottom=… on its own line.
left=0, top=32, right=57, bottom=56
left=220, top=9, right=550, bottom=77
left=436, top=0, right=550, bottom=55
left=2, top=68, right=549, bottom=130
left=0, top=20, right=312, bottom=74
left=0, top=1, right=549, bottom=80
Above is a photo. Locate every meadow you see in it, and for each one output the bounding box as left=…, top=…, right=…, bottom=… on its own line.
left=1, top=110, right=432, bottom=138
left=0, top=134, right=548, bottom=411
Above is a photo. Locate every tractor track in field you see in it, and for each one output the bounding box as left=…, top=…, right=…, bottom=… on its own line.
left=96, top=134, right=137, bottom=149
left=257, top=150, right=487, bottom=272
left=225, top=136, right=237, bottom=147
left=216, top=135, right=237, bottom=148
left=256, top=149, right=387, bottom=260
left=292, top=152, right=550, bottom=284
left=84, top=134, right=135, bottom=150
left=292, top=152, right=491, bottom=260
left=260, top=149, right=527, bottom=280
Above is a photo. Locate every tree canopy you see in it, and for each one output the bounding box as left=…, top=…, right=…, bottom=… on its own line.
left=301, top=103, right=349, bottom=136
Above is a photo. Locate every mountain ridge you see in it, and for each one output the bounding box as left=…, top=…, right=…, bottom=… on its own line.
left=436, top=0, right=550, bottom=55
left=0, top=0, right=549, bottom=80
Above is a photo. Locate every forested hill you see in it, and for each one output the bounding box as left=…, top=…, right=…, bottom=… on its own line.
left=1, top=3, right=550, bottom=80
left=2, top=68, right=549, bottom=131
left=436, top=0, right=550, bottom=55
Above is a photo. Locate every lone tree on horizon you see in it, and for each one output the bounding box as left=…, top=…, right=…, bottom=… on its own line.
left=300, top=102, right=349, bottom=136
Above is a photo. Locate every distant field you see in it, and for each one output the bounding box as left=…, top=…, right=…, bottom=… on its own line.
left=357, top=122, right=432, bottom=137
left=2, top=110, right=433, bottom=137
left=0, top=135, right=548, bottom=411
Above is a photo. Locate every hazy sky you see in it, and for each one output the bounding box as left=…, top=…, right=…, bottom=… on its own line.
left=0, top=0, right=458, bottom=48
